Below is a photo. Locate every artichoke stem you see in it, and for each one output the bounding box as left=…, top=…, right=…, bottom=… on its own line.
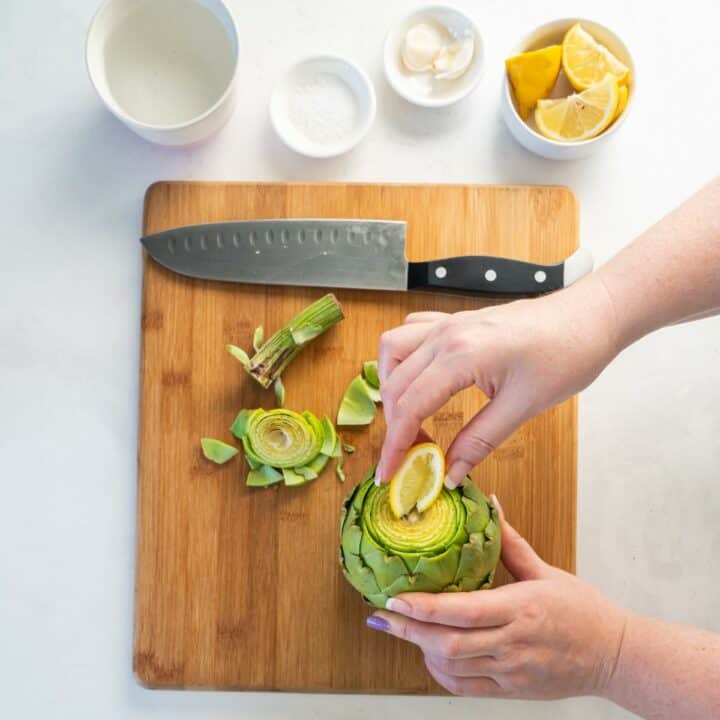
left=246, top=294, right=344, bottom=388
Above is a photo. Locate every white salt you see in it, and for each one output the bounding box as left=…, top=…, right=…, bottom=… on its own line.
left=287, top=72, right=359, bottom=145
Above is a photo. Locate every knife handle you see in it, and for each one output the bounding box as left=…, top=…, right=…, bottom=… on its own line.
left=407, top=249, right=593, bottom=297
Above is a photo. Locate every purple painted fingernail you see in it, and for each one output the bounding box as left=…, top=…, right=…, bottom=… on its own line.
left=366, top=615, right=390, bottom=632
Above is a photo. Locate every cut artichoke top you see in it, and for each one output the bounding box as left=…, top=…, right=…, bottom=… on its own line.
left=241, top=408, right=322, bottom=468
left=340, top=469, right=501, bottom=608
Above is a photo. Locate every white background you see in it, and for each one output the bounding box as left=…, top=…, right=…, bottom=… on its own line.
left=2, top=1, right=719, bottom=718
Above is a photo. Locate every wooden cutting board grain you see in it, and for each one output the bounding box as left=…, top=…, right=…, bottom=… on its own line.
left=134, top=181, right=578, bottom=693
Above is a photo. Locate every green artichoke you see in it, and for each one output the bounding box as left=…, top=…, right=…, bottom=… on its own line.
left=339, top=469, right=501, bottom=608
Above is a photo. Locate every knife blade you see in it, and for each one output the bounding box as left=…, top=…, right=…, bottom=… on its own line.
left=140, top=219, right=593, bottom=297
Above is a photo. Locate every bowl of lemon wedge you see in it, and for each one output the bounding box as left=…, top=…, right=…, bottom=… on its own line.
left=501, top=18, right=634, bottom=159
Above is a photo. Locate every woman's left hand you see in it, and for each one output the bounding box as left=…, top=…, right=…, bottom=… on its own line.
left=366, top=498, right=629, bottom=700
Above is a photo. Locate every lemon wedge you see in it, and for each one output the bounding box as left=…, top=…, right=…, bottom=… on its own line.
left=614, top=84, right=628, bottom=121
left=388, top=442, right=445, bottom=519
left=562, top=23, right=629, bottom=91
left=505, top=45, right=563, bottom=119
left=535, top=74, right=619, bottom=142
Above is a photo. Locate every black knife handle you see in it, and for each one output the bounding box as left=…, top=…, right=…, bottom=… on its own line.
left=407, top=256, right=564, bottom=297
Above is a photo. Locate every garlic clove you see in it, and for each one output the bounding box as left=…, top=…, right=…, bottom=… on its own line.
left=433, top=35, right=474, bottom=80
left=401, top=23, right=445, bottom=72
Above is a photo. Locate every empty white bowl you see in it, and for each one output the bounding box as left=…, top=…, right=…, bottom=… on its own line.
left=384, top=5, right=484, bottom=108
left=86, top=0, right=239, bottom=146
left=270, top=55, right=376, bottom=159
left=501, top=18, right=635, bottom=160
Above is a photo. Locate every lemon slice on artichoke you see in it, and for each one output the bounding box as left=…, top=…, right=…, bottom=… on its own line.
left=389, top=443, right=446, bottom=519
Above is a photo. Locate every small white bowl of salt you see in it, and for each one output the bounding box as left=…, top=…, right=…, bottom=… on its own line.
left=270, top=55, right=376, bottom=158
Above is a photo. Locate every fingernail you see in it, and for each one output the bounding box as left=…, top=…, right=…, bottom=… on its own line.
left=445, top=461, right=471, bottom=488
left=490, top=493, right=505, bottom=520
left=366, top=615, right=390, bottom=632
left=385, top=597, right=411, bottom=614
left=374, top=468, right=383, bottom=486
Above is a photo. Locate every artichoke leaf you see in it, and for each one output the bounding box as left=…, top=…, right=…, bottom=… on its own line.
left=336, top=457, right=346, bottom=483
left=247, top=464, right=283, bottom=487
left=341, top=523, right=363, bottom=557
left=200, top=438, right=239, bottom=464
left=283, top=467, right=309, bottom=486
left=458, top=576, right=484, bottom=592
left=245, top=453, right=261, bottom=470
left=454, top=537, right=500, bottom=586
left=319, top=415, right=337, bottom=456
left=226, top=344, right=250, bottom=367
left=230, top=408, right=256, bottom=440
left=241, top=435, right=265, bottom=468
left=362, top=380, right=381, bottom=403
left=299, top=453, right=330, bottom=478
left=382, top=572, right=444, bottom=597
left=362, top=360, right=380, bottom=389
left=330, top=437, right=342, bottom=458
left=343, top=553, right=382, bottom=597
left=253, top=325, right=264, bottom=352
left=274, top=377, right=285, bottom=408
left=365, top=591, right=389, bottom=608
left=413, top=544, right=462, bottom=588
left=295, top=465, right=319, bottom=481
left=459, top=480, right=483, bottom=504
left=360, top=534, right=408, bottom=592
left=337, top=375, right=377, bottom=426
left=463, top=497, right=490, bottom=535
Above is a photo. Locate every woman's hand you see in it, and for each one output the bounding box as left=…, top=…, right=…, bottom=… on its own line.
left=377, top=277, right=619, bottom=486
left=366, top=498, right=628, bottom=700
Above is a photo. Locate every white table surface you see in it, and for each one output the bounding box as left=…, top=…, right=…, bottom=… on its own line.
left=2, top=0, right=719, bottom=718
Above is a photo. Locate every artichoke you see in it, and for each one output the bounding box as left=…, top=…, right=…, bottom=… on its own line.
left=339, top=469, right=501, bottom=608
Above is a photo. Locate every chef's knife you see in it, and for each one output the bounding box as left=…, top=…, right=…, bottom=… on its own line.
left=140, top=220, right=593, bottom=297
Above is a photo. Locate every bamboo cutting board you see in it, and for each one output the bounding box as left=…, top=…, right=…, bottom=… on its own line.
left=134, top=182, right=578, bottom=693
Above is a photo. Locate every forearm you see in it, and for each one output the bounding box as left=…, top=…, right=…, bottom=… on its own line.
left=593, top=178, right=720, bottom=349
left=602, top=613, right=720, bottom=719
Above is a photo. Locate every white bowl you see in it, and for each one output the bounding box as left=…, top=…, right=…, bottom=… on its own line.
left=86, top=0, right=239, bottom=146
left=501, top=18, right=635, bottom=160
left=270, top=55, right=376, bottom=159
left=383, top=5, right=484, bottom=108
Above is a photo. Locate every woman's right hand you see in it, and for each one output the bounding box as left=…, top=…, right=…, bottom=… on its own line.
left=377, top=275, right=620, bottom=487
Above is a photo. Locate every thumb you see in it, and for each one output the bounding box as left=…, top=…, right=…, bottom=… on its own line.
left=445, top=389, right=528, bottom=487
left=491, top=494, right=551, bottom=582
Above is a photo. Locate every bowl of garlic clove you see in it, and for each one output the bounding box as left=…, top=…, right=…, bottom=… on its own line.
left=384, top=5, right=484, bottom=108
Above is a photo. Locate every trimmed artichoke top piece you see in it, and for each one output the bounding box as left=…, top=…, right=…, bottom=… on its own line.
left=231, top=407, right=338, bottom=487
left=340, top=469, right=501, bottom=608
